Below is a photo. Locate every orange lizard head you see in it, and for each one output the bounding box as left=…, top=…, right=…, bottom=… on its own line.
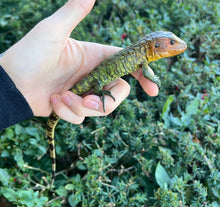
left=145, top=31, right=187, bottom=62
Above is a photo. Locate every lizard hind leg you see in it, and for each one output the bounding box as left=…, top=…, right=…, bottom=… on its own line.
left=94, top=83, right=115, bottom=112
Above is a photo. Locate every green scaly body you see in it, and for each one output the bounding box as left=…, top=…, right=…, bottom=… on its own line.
left=46, top=31, right=187, bottom=186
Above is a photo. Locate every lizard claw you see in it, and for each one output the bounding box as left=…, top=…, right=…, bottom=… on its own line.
left=100, top=90, right=116, bottom=112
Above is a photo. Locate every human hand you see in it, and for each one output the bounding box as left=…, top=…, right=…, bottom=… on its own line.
left=0, top=0, right=158, bottom=124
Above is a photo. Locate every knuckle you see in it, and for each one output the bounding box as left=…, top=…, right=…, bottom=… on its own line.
left=74, top=107, right=85, bottom=117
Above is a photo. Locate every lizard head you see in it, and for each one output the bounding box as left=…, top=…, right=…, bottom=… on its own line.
left=146, top=31, right=187, bottom=62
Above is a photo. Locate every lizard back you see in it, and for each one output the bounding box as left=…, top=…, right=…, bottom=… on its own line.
left=71, top=36, right=149, bottom=95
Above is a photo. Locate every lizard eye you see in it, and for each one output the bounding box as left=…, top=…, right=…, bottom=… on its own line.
left=170, top=39, right=175, bottom=45
left=155, top=43, right=160, bottom=48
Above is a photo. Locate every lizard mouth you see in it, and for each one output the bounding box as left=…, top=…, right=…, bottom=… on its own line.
left=172, top=40, right=187, bottom=54
left=159, top=39, right=187, bottom=58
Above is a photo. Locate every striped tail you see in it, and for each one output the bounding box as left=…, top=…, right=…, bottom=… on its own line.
left=46, top=112, right=60, bottom=187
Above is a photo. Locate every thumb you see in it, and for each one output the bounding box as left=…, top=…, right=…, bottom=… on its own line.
left=49, top=0, right=95, bottom=34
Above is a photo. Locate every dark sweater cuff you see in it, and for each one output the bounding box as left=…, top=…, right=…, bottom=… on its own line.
left=0, top=65, right=33, bottom=130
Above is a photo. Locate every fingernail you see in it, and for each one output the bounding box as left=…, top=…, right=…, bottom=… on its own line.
left=51, top=96, right=58, bottom=105
left=83, top=99, right=100, bottom=110
left=62, top=94, right=72, bottom=106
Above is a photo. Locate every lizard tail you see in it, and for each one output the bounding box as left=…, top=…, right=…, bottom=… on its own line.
left=46, top=112, right=60, bottom=187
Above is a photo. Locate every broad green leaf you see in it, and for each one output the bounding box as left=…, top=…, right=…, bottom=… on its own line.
left=19, top=190, right=33, bottom=207
left=29, top=138, right=37, bottom=145
left=0, top=168, right=9, bottom=186
left=15, top=125, right=23, bottom=135
left=181, top=114, right=195, bottom=127
left=155, top=162, right=171, bottom=188
left=38, top=145, right=47, bottom=154
left=37, top=196, right=48, bottom=205
left=161, top=95, right=174, bottom=128
left=1, top=187, right=18, bottom=202
left=56, top=187, right=67, bottom=196
left=76, top=161, right=87, bottom=170
left=186, top=97, right=199, bottom=116
left=34, top=191, right=39, bottom=198
left=65, top=184, right=75, bottom=190
left=212, top=201, right=220, bottom=207
left=6, top=128, right=14, bottom=139
left=170, top=113, right=183, bottom=127
left=161, top=95, right=174, bottom=120
left=68, top=194, right=79, bottom=207
left=94, top=149, right=103, bottom=157
left=1, top=150, right=9, bottom=157
left=25, top=127, right=38, bottom=136
left=13, top=150, right=24, bottom=168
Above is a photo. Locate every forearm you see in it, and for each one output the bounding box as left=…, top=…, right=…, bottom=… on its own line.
left=0, top=65, right=33, bottom=131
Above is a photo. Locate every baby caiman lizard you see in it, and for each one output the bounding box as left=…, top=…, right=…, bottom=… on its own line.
left=46, top=31, right=187, bottom=186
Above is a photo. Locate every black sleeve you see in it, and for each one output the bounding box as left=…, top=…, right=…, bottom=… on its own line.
left=0, top=65, right=33, bottom=131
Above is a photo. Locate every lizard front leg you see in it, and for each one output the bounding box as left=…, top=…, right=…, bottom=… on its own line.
left=142, top=62, right=161, bottom=88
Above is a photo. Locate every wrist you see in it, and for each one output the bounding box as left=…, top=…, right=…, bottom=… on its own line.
left=0, top=55, right=42, bottom=117
left=0, top=64, right=33, bottom=128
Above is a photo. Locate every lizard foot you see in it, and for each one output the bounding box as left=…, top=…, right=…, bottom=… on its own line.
left=100, top=90, right=116, bottom=112
left=151, top=75, right=161, bottom=88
